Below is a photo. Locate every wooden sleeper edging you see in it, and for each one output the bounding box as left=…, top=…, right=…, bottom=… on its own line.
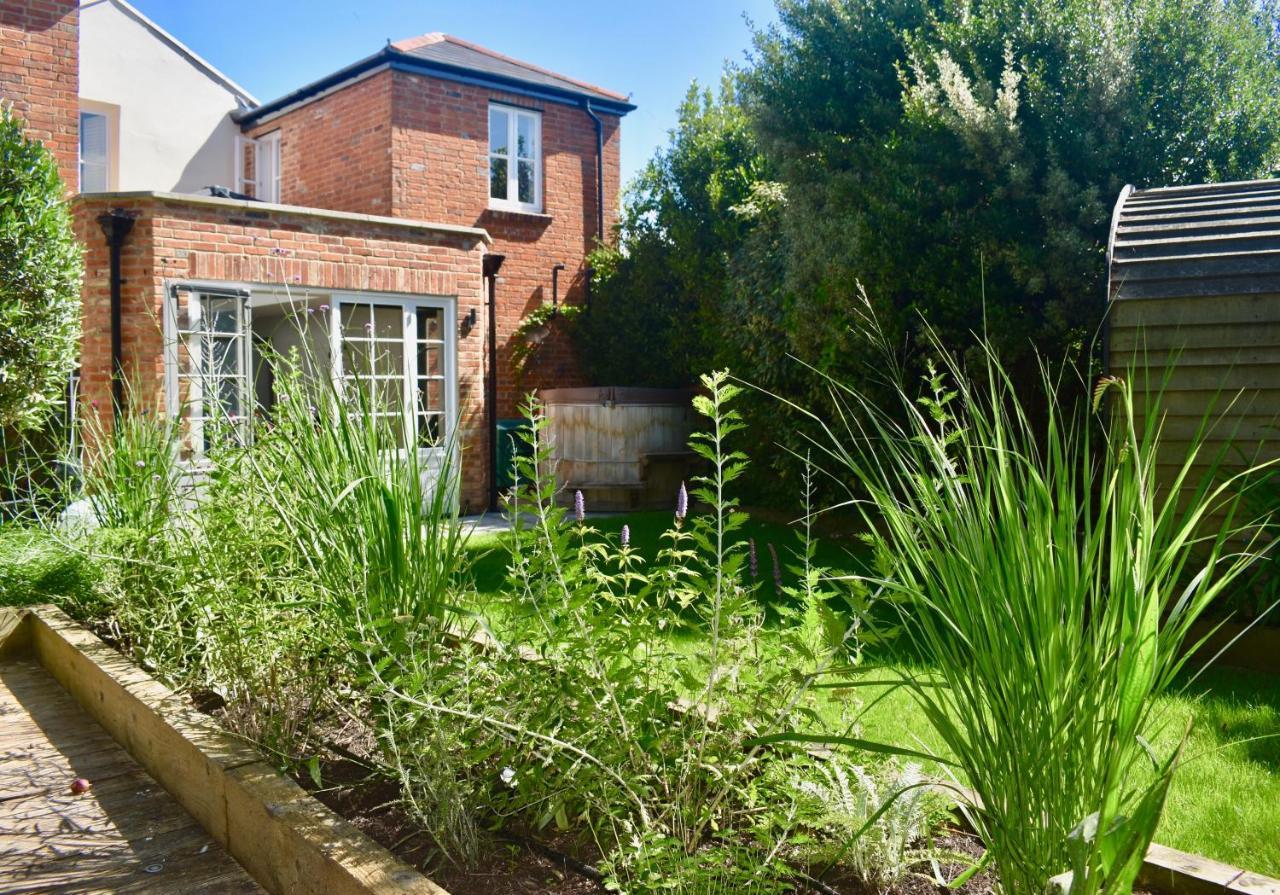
left=1, top=604, right=450, bottom=895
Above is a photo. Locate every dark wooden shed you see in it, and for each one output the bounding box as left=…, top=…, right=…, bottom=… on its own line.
left=1106, top=179, right=1280, bottom=483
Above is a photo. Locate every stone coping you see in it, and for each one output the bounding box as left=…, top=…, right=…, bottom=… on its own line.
left=72, top=191, right=492, bottom=245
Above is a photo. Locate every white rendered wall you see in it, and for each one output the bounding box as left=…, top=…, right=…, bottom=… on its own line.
left=79, top=0, right=248, bottom=192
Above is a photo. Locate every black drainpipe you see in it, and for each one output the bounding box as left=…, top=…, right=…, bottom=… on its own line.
left=551, top=262, right=566, bottom=313
left=483, top=253, right=506, bottom=512
left=98, top=210, right=135, bottom=418
left=582, top=101, right=605, bottom=244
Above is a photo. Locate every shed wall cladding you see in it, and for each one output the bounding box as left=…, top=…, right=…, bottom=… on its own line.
left=1107, top=179, right=1280, bottom=490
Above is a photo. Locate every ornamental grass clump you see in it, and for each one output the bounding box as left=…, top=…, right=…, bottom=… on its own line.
left=796, top=318, right=1273, bottom=895
left=250, top=358, right=467, bottom=644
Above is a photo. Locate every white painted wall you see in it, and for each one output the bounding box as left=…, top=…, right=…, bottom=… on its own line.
left=78, top=0, right=254, bottom=193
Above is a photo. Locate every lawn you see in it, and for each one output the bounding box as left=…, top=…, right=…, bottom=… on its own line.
left=462, top=510, right=1280, bottom=877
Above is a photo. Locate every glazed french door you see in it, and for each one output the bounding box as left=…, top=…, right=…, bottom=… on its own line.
left=330, top=296, right=456, bottom=457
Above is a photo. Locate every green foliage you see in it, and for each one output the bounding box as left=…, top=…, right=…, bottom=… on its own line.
left=509, top=301, right=583, bottom=384
left=0, top=103, right=82, bottom=432
left=576, top=77, right=767, bottom=388
left=797, top=306, right=1274, bottom=895
left=741, top=0, right=1280, bottom=364
left=356, top=373, right=900, bottom=884
left=0, top=526, right=98, bottom=607
left=248, top=360, right=467, bottom=643
left=588, top=0, right=1280, bottom=506
left=82, top=405, right=183, bottom=537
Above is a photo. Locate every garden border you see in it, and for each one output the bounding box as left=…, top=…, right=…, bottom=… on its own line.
left=0, top=604, right=450, bottom=895
left=946, top=785, right=1280, bottom=895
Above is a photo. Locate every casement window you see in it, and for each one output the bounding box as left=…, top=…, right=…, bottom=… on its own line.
left=79, top=110, right=110, bottom=193
left=169, top=288, right=252, bottom=455
left=234, top=131, right=281, bottom=203
left=488, top=103, right=541, bottom=213
left=334, top=299, right=450, bottom=449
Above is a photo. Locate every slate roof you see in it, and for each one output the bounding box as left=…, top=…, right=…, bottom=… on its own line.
left=238, top=33, right=634, bottom=125
left=390, top=33, right=630, bottom=104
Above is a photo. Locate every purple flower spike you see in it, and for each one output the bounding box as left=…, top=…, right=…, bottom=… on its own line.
left=749, top=538, right=758, bottom=579
left=768, top=542, right=782, bottom=592
left=620, top=524, right=630, bottom=548
left=573, top=489, right=585, bottom=523
left=319, top=303, right=330, bottom=312
left=676, top=482, right=688, bottom=521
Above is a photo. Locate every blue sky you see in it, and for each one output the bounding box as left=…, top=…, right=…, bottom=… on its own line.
left=130, top=0, right=777, bottom=191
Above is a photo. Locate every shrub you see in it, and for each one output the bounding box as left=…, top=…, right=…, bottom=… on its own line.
left=0, top=103, right=82, bottom=433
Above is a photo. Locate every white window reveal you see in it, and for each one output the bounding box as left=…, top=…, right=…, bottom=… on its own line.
left=79, top=111, right=110, bottom=193
left=335, top=299, right=451, bottom=449
left=488, top=103, right=541, bottom=213
left=234, top=131, right=281, bottom=202
left=169, top=288, right=252, bottom=456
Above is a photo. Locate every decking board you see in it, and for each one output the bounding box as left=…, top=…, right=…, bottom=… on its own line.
left=0, top=658, right=264, bottom=894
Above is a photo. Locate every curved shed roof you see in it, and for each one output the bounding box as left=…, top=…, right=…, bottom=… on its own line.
left=1108, top=178, right=1280, bottom=303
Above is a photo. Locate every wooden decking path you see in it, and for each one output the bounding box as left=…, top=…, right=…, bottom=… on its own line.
left=0, top=658, right=264, bottom=894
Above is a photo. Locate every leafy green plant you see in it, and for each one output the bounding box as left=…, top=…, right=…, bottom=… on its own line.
left=81, top=403, right=183, bottom=537
left=0, top=103, right=82, bottom=432
left=249, top=359, right=468, bottom=645
left=786, top=310, right=1274, bottom=895
left=789, top=757, right=935, bottom=893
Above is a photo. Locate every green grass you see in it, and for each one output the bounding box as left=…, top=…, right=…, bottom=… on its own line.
left=809, top=663, right=1280, bottom=876
left=0, top=525, right=97, bottom=607
left=464, top=509, right=865, bottom=604
left=463, top=511, right=1280, bottom=878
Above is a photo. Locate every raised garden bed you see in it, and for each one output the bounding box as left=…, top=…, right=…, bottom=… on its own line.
left=0, top=604, right=446, bottom=895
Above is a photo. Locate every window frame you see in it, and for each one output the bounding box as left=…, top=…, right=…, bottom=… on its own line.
left=234, top=131, right=281, bottom=202
left=78, top=101, right=119, bottom=193
left=328, top=293, right=457, bottom=455
left=163, top=284, right=253, bottom=458
left=257, top=131, right=282, bottom=203
left=487, top=103, right=542, bottom=214
left=165, top=285, right=458, bottom=464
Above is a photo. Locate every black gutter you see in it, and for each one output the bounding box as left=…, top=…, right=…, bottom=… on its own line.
left=97, top=210, right=135, bottom=418
left=236, top=47, right=635, bottom=127
left=582, top=101, right=606, bottom=244
left=483, top=253, right=506, bottom=512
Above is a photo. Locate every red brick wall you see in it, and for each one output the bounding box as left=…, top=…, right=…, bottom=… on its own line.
left=73, top=194, right=491, bottom=510
left=248, top=68, right=624, bottom=419
left=0, top=0, right=79, bottom=188
left=389, top=71, right=622, bottom=416
left=247, top=70, right=395, bottom=214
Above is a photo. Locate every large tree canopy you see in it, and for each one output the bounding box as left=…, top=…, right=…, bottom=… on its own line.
left=744, top=0, right=1280, bottom=372
left=0, top=104, right=82, bottom=432
left=578, top=76, right=765, bottom=388
left=581, top=0, right=1280, bottom=503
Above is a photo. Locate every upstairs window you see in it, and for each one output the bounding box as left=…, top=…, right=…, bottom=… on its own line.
left=79, top=110, right=110, bottom=192
left=488, top=104, right=541, bottom=213
left=235, top=131, right=281, bottom=203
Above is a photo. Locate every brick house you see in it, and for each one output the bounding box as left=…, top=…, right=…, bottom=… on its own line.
left=1, top=0, right=633, bottom=511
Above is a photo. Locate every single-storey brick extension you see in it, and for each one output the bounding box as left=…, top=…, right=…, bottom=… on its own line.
left=1, top=0, right=634, bottom=511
